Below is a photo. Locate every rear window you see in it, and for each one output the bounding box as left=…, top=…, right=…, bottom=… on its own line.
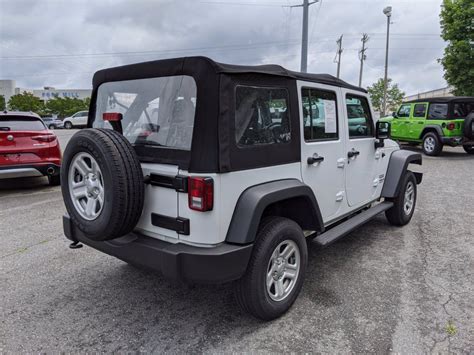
left=0, top=116, right=45, bottom=131
left=453, top=102, right=474, bottom=119
left=94, top=76, right=197, bottom=151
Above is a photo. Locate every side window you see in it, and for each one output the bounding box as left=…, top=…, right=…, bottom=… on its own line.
left=413, top=104, right=427, bottom=118
left=397, top=104, right=411, bottom=118
left=301, top=88, right=338, bottom=141
left=428, top=103, right=448, bottom=119
left=346, top=94, right=374, bottom=138
left=235, top=86, right=290, bottom=147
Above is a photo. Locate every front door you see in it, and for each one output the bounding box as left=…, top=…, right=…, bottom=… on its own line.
left=391, top=103, right=412, bottom=139
left=298, top=82, right=346, bottom=222
left=343, top=91, right=380, bottom=207
left=409, top=102, right=428, bottom=140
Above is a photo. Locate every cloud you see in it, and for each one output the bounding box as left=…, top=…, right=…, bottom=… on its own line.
left=0, top=0, right=447, bottom=95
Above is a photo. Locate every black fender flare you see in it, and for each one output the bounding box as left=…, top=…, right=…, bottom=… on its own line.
left=420, top=125, right=444, bottom=139
left=225, top=179, right=324, bottom=245
left=381, top=150, right=422, bottom=199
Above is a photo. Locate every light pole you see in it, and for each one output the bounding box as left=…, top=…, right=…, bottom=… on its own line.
left=382, top=6, right=392, bottom=116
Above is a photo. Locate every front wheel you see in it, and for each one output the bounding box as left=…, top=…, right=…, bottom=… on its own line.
left=385, top=171, right=417, bottom=226
left=234, top=217, right=307, bottom=320
left=422, top=132, right=443, bottom=156
left=48, top=124, right=56, bottom=130
left=64, top=121, right=73, bottom=129
left=463, top=145, right=474, bottom=154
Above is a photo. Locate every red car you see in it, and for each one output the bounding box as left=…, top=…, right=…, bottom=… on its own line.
left=0, top=111, right=61, bottom=185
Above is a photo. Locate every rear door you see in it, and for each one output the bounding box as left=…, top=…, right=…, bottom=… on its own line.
left=343, top=91, right=380, bottom=207
left=93, top=75, right=197, bottom=241
left=298, top=81, right=346, bottom=222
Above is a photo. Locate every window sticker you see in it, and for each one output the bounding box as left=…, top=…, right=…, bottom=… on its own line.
left=323, top=99, right=337, bottom=133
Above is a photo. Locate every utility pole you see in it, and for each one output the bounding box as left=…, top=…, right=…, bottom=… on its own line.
left=358, top=33, right=369, bottom=87
left=382, top=6, right=392, bottom=116
left=290, top=0, right=319, bottom=73
left=334, top=35, right=343, bottom=78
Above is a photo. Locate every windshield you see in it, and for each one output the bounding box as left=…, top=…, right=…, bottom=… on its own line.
left=94, top=75, right=197, bottom=150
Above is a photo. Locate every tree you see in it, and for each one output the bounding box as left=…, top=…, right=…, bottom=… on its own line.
left=439, top=0, right=474, bottom=96
left=0, top=95, right=5, bottom=111
left=45, top=96, right=89, bottom=118
left=8, top=91, right=45, bottom=114
left=367, top=78, right=405, bottom=114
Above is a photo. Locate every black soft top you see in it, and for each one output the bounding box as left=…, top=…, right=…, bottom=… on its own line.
left=90, top=56, right=367, bottom=173
left=406, top=96, right=474, bottom=104
left=93, top=56, right=365, bottom=93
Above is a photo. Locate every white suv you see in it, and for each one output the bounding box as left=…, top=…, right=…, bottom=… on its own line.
left=61, top=57, right=422, bottom=320
left=62, top=110, right=88, bottom=129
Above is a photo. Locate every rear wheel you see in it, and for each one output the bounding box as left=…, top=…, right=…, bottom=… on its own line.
left=234, top=217, right=307, bottom=320
left=422, top=132, right=442, bottom=156
left=64, top=121, right=73, bottom=129
left=48, top=124, right=56, bottom=130
left=385, top=171, right=417, bottom=226
left=463, top=145, right=474, bottom=154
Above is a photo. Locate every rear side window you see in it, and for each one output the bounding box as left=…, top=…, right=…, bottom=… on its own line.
left=301, top=88, right=338, bottom=141
left=235, top=86, right=290, bottom=147
left=428, top=103, right=448, bottom=119
left=0, top=116, right=45, bottom=131
left=95, top=75, right=197, bottom=151
left=346, top=95, right=374, bottom=138
left=413, top=104, right=427, bottom=118
left=453, top=102, right=474, bottom=118
left=397, top=104, right=411, bottom=117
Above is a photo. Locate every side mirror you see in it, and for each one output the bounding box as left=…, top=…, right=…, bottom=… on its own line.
left=392, top=111, right=397, bottom=118
left=375, top=121, right=391, bottom=148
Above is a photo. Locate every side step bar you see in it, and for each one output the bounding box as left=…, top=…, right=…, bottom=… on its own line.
left=312, top=201, right=394, bottom=247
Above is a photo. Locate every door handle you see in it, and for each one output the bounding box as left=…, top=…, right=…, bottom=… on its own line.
left=347, top=149, right=360, bottom=158
left=307, top=154, right=324, bottom=165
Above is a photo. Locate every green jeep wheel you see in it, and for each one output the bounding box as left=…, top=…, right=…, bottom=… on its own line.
left=422, top=132, right=443, bottom=156
left=463, top=145, right=474, bottom=154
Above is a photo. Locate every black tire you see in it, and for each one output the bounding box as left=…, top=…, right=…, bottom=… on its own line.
left=422, top=132, right=443, bottom=156
left=234, top=217, right=307, bottom=320
left=463, top=113, right=474, bottom=139
left=64, top=121, right=73, bottom=129
left=48, top=124, right=55, bottom=130
left=463, top=145, right=474, bottom=154
left=385, top=171, right=417, bottom=226
left=61, top=128, right=144, bottom=241
left=48, top=174, right=61, bottom=186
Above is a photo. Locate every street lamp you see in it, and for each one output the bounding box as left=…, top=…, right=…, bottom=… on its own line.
left=382, top=6, right=392, bottom=116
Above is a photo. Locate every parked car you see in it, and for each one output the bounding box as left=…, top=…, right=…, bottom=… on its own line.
left=61, top=57, right=422, bottom=320
left=0, top=111, right=61, bottom=185
left=380, top=97, right=474, bottom=155
left=62, top=110, right=88, bottom=129
left=42, top=116, right=64, bottom=130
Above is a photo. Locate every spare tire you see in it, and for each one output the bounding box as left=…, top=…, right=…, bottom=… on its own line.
left=463, top=113, right=474, bottom=139
left=61, top=129, right=144, bottom=241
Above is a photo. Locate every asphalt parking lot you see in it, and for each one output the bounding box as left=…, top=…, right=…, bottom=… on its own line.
left=1, top=129, right=473, bottom=353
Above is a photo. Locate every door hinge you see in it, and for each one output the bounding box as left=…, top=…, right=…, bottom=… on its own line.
left=337, top=158, right=345, bottom=168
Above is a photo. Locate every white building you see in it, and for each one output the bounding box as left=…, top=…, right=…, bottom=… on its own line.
left=404, top=87, right=454, bottom=102
left=0, top=79, right=91, bottom=104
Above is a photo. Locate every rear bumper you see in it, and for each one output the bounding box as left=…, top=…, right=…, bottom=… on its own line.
left=63, top=214, right=253, bottom=284
left=0, top=163, right=60, bottom=179
left=441, top=136, right=474, bottom=147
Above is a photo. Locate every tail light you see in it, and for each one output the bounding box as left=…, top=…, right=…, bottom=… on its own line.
left=32, top=134, right=56, bottom=142
left=188, top=177, right=213, bottom=212
left=447, top=122, right=456, bottom=130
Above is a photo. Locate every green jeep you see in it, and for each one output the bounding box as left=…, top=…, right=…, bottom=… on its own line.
left=380, top=97, right=474, bottom=156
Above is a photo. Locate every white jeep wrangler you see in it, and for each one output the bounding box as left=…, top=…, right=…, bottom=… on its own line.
left=61, top=56, right=422, bottom=320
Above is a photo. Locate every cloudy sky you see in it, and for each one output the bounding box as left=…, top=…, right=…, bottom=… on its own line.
left=0, top=0, right=446, bottom=96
